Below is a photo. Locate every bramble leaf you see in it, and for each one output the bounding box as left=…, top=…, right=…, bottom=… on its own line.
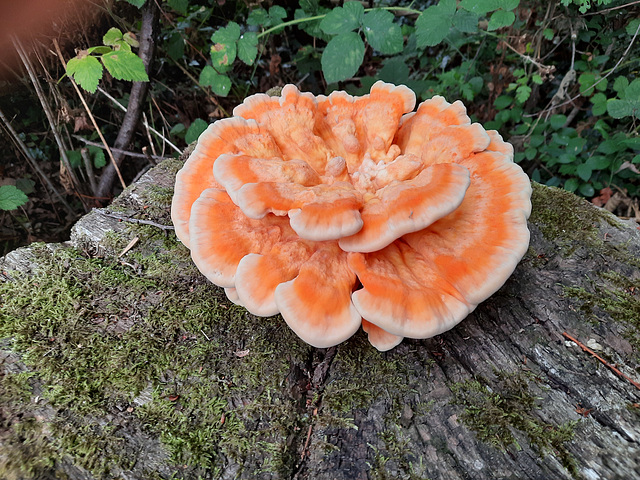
left=66, top=55, right=103, bottom=93
left=103, top=27, right=124, bottom=46
left=320, top=1, right=363, bottom=34
left=363, top=10, right=403, bottom=54
left=0, top=185, right=28, bottom=211
left=415, top=0, right=456, bottom=48
left=101, top=50, right=149, bottom=82
left=453, top=10, right=479, bottom=33
left=199, top=65, right=232, bottom=97
left=237, top=32, right=259, bottom=65
left=488, top=9, right=515, bottom=31
left=321, top=32, right=365, bottom=83
left=122, top=0, right=144, bottom=8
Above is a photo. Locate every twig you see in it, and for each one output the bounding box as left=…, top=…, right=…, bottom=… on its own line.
left=563, top=332, right=640, bottom=391
left=72, top=135, right=169, bottom=161
left=52, top=39, right=127, bottom=192
left=11, top=36, right=84, bottom=200
left=582, top=0, right=640, bottom=15
left=0, top=107, right=76, bottom=216
left=97, top=87, right=181, bottom=154
left=94, top=208, right=175, bottom=231
left=80, top=148, right=98, bottom=196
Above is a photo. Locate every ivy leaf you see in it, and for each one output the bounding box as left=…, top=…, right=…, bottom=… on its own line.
left=103, top=27, right=124, bottom=46
left=66, top=55, right=103, bottom=93
left=321, top=32, right=365, bottom=84
left=185, top=118, right=209, bottom=144
left=199, top=65, right=232, bottom=97
left=453, top=10, right=479, bottom=33
left=488, top=10, right=515, bottom=31
left=362, top=10, right=403, bottom=55
left=237, top=32, right=259, bottom=65
left=320, top=1, right=364, bottom=35
left=101, top=50, right=149, bottom=82
left=0, top=185, right=28, bottom=211
left=415, top=0, right=456, bottom=48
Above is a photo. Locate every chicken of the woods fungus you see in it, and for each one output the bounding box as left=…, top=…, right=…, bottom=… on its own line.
left=171, top=81, right=532, bottom=351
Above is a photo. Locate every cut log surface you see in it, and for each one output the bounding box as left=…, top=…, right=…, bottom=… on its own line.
left=1, top=156, right=639, bottom=480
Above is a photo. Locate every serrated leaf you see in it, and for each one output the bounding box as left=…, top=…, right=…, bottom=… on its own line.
left=460, top=0, right=500, bottom=14
left=542, top=28, right=554, bottom=40
left=488, top=9, right=515, bottom=31
left=199, top=65, right=232, bottom=97
left=626, top=18, right=640, bottom=36
left=123, top=32, right=139, bottom=48
left=247, top=8, right=269, bottom=26
left=269, top=5, right=287, bottom=23
left=66, top=55, right=103, bottom=93
left=16, top=178, right=36, bottom=195
left=590, top=92, right=607, bottom=116
left=625, top=78, right=640, bottom=99
left=103, top=27, right=124, bottom=46
left=363, top=10, right=403, bottom=54
left=212, top=22, right=241, bottom=44
left=87, top=46, right=112, bottom=55
left=320, top=2, right=363, bottom=35
left=88, top=145, right=106, bottom=168
left=453, top=10, right=479, bottom=33
left=415, top=0, right=456, bottom=48
left=515, top=84, right=531, bottom=103
left=0, top=185, right=28, bottom=211
left=613, top=76, right=629, bottom=94
left=167, top=0, right=189, bottom=15
left=607, top=99, right=634, bottom=119
left=101, top=50, right=149, bottom=82
left=321, top=32, right=365, bottom=84
left=497, top=0, right=519, bottom=11
left=185, top=118, right=208, bottom=144
left=237, top=33, right=258, bottom=65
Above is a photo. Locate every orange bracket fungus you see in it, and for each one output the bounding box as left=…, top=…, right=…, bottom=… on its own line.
left=171, top=82, right=532, bottom=351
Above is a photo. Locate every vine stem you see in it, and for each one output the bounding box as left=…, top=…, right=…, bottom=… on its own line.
left=256, top=6, right=423, bottom=40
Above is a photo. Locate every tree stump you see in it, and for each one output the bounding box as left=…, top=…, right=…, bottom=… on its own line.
left=1, top=156, right=639, bottom=480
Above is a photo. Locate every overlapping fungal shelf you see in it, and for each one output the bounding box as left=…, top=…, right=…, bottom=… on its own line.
left=171, top=82, right=532, bottom=351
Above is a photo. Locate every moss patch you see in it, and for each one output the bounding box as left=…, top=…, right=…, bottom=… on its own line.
left=0, top=244, right=314, bottom=478
left=451, top=370, right=578, bottom=476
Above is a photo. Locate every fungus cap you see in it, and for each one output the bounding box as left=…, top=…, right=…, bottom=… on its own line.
left=172, top=81, right=532, bottom=351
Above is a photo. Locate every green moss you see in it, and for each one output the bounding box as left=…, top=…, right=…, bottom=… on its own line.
left=0, top=243, right=313, bottom=478
left=451, top=370, right=578, bottom=477
left=563, top=271, right=640, bottom=355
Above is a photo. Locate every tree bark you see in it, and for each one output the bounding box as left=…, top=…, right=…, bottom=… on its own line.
left=95, top=0, right=159, bottom=201
left=1, top=155, right=639, bottom=480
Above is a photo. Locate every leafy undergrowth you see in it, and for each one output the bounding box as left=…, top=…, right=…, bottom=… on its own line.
left=0, top=243, right=313, bottom=478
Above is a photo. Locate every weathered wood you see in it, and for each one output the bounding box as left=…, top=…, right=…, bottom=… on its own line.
left=1, top=156, right=639, bottom=480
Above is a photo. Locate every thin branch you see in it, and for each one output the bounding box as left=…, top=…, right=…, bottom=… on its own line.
left=563, top=332, right=640, bottom=391
left=0, top=108, right=76, bottom=216
left=11, top=36, right=84, bottom=201
left=52, top=39, right=127, bottom=192
left=94, top=208, right=175, bottom=231
left=72, top=135, right=169, bottom=161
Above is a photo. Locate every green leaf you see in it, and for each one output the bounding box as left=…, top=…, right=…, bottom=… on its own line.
left=625, top=78, right=640, bottom=99
left=460, top=0, right=500, bottom=14
left=321, top=32, right=365, bottom=84
left=66, top=150, right=82, bottom=168
left=211, top=23, right=240, bottom=70
left=87, top=46, right=112, bottom=55
left=525, top=147, right=537, bottom=160
left=88, top=145, right=106, bottom=168
left=167, top=0, right=189, bottom=15
left=247, top=8, right=269, bottom=26
left=585, top=156, right=611, bottom=170
left=269, top=5, right=287, bottom=23
left=576, top=163, right=592, bottom=182
left=488, top=10, right=515, bottom=31
left=212, top=22, right=241, bottom=44
left=16, top=178, right=35, bottom=195
left=626, top=18, right=640, bottom=36
left=494, top=95, right=513, bottom=109
left=237, top=32, right=258, bottom=65
left=564, top=178, right=579, bottom=193
left=319, top=2, right=363, bottom=35
left=66, top=55, right=103, bottom=93
left=122, top=0, right=145, bottom=8
left=363, top=10, right=403, bottom=54
left=578, top=183, right=595, bottom=197
left=166, top=32, right=185, bottom=61
left=199, top=65, right=232, bottom=96
left=613, top=76, right=629, bottom=94
left=170, top=123, right=186, bottom=136
left=497, top=0, right=519, bottom=11
left=453, top=10, right=479, bottom=33
left=185, top=119, right=208, bottom=144
left=542, top=28, right=554, bottom=40
left=549, top=114, right=567, bottom=129
left=415, top=0, right=456, bottom=48
left=103, top=27, right=124, bottom=46
left=590, top=92, right=607, bottom=116
left=515, top=84, right=531, bottom=104
left=101, top=50, right=149, bottom=82
left=0, top=185, right=28, bottom=211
